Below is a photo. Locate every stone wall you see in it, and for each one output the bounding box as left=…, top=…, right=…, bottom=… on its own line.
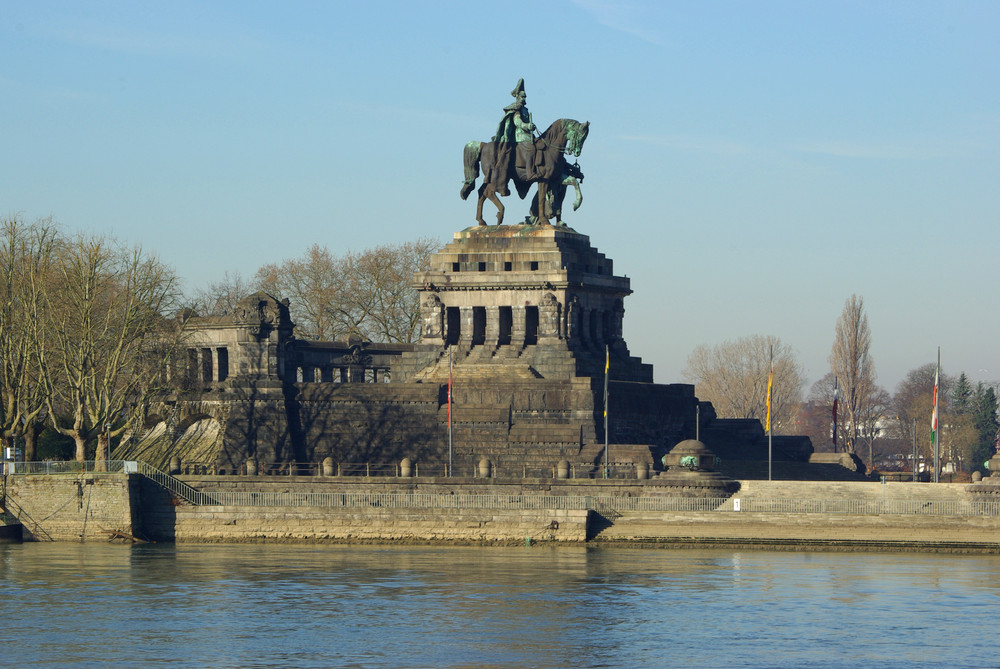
left=165, top=505, right=589, bottom=544
left=5, top=474, right=138, bottom=542
left=8, top=474, right=1000, bottom=550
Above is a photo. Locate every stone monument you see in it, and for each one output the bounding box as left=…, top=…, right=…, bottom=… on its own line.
left=117, top=81, right=810, bottom=481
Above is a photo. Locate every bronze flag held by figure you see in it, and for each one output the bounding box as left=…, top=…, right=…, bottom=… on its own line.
left=461, top=78, right=589, bottom=227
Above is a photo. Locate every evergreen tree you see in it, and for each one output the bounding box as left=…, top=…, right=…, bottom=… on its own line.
left=952, top=373, right=973, bottom=415
left=971, top=384, right=999, bottom=473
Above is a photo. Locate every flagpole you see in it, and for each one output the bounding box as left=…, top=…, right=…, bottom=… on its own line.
left=932, top=347, right=940, bottom=483
left=448, top=346, right=453, bottom=477
left=767, top=345, right=773, bottom=481
left=832, top=377, right=839, bottom=453
left=603, top=344, right=609, bottom=479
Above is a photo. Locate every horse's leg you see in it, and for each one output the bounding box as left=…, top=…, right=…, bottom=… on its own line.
left=489, top=191, right=505, bottom=225
left=569, top=177, right=583, bottom=211
left=476, top=184, right=489, bottom=226
left=552, top=184, right=566, bottom=227
left=536, top=182, right=550, bottom=225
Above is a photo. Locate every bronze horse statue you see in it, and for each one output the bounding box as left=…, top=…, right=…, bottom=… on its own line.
left=461, top=118, right=589, bottom=226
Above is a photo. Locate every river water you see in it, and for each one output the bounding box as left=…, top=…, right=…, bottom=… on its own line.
left=1, top=542, right=997, bottom=668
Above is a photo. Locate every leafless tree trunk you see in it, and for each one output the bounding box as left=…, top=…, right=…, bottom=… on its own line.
left=34, top=234, right=181, bottom=465
left=682, top=334, right=806, bottom=431
left=255, top=238, right=436, bottom=343
left=0, top=216, right=58, bottom=459
left=829, top=294, right=878, bottom=459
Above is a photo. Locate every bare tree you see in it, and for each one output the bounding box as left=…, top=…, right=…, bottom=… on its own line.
left=34, top=234, right=182, bottom=465
left=682, top=334, right=805, bottom=432
left=0, top=216, right=58, bottom=459
left=256, top=244, right=343, bottom=340
left=338, top=238, right=436, bottom=343
left=255, top=238, right=437, bottom=343
left=893, top=363, right=950, bottom=461
left=829, top=294, right=879, bottom=459
left=186, top=271, right=259, bottom=317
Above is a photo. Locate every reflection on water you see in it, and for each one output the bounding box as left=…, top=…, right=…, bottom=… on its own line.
left=2, top=542, right=998, bottom=668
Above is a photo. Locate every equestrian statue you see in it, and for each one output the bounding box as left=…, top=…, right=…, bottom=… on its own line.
left=461, top=79, right=589, bottom=227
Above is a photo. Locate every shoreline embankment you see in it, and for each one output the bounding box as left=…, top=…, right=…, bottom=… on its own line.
left=4, top=473, right=1000, bottom=553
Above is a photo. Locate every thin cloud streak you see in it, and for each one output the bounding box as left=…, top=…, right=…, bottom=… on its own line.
left=571, top=0, right=666, bottom=46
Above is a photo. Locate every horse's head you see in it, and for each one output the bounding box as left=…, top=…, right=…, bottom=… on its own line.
left=564, top=120, right=589, bottom=157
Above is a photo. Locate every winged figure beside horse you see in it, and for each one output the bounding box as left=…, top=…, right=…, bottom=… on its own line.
left=461, top=79, right=589, bottom=227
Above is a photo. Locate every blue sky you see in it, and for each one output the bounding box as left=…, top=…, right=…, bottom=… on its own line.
left=3, top=1, right=998, bottom=393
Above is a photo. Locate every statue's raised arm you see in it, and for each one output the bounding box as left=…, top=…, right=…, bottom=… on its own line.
left=461, top=78, right=589, bottom=227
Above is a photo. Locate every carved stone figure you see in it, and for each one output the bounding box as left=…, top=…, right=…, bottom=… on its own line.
left=538, top=292, right=561, bottom=338
left=421, top=294, right=444, bottom=339
left=235, top=296, right=275, bottom=339
left=461, top=78, right=589, bottom=227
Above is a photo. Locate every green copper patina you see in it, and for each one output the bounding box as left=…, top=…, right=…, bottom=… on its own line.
left=494, top=78, right=536, bottom=144
left=461, top=78, right=590, bottom=227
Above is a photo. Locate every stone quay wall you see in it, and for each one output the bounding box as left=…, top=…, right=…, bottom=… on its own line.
left=133, top=475, right=594, bottom=544
left=4, top=474, right=139, bottom=542
left=7, top=474, right=1000, bottom=551
left=165, top=506, right=588, bottom=544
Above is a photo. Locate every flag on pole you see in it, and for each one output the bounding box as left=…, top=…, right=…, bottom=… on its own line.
left=832, top=377, right=839, bottom=451
left=603, top=345, right=610, bottom=478
left=931, top=363, right=939, bottom=447
left=603, top=346, right=609, bottom=420
left=765, top=352, right=773, bottom=434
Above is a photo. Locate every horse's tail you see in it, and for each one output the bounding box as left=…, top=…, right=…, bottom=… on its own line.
left=460, top=141, right=482, bottom=200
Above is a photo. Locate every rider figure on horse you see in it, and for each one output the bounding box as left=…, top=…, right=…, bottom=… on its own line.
left=492, top=78, right=536, bottom=197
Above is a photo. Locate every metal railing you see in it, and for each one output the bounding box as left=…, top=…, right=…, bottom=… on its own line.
left=6, top=460, right=1000, bottom=517
left=116, top=460, right=647, bottom=479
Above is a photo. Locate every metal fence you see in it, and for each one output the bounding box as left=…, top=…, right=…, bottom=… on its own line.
left=6, top=460, right=1000, bottom=517
left=104, top=460, right=644, bottom=479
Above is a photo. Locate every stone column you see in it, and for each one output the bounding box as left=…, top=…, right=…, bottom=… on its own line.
left=579, top=308, right=593, bottom=348
left=485, top=306, right=501, bottom=347
left=511, top=306, right=526, bottom=348
left=459, top=306, right=474, bottom=347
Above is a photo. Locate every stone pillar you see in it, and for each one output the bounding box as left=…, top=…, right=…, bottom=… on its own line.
left=459, top=306, right=474, bottom=346
left=579, top=308, right=593, bottom=348
left=485, top=306, right=501, bottom=347
left=564, top=295, right=579, bottom=343
left=511, top=306, right=526, bottom=348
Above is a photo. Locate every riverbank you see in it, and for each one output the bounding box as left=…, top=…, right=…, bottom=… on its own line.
left=4, top=473, right=1000, bottom=552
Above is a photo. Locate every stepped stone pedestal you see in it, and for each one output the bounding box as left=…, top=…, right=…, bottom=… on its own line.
left=122, top=223, right=810, bottom=479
